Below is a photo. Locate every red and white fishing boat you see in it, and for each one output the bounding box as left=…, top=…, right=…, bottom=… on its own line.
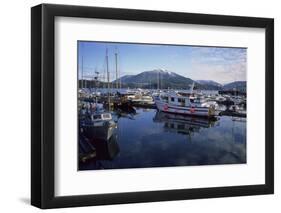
left=154, top=90, right=218, bottom=117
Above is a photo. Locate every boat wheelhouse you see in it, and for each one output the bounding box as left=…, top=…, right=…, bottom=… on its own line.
left=80, top=112, right=117, bottom=141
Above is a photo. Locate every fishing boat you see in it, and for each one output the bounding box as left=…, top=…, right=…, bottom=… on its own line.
left=154, top=90, right=219, bottom=117
left=80, top=112, right=117, bottom=141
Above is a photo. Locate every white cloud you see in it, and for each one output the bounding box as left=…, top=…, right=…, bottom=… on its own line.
left=187, top=47, right=247, bottom=84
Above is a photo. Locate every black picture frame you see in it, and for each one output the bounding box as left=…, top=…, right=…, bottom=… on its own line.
left=31, top=3, right=274, bottom=209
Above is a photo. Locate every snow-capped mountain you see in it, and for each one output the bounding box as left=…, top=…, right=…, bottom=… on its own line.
left=113, top=69, right=194, bottom=89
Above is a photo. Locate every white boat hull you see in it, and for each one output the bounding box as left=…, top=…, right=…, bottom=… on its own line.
left=155, top=100, right=217, bottom=117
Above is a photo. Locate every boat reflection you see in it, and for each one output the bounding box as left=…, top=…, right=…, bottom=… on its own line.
left=79, top=115, right=120, bottom=165
left=153, top=111, right=219, bottom=135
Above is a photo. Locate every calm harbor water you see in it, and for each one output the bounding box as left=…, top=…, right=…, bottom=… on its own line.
left=79, top=108, right=246, bottom=170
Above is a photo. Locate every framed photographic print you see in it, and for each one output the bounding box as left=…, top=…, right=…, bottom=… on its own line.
left=31, top=4, right=274, bottom=209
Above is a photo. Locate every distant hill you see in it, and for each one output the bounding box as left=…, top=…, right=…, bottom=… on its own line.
left=114, top=69, right=195, bottom=89
left=117, top=75, right=134, bottom=82
left=223, top=81, right=246, bottom=92
left=196, top=80, right=222, bottom=90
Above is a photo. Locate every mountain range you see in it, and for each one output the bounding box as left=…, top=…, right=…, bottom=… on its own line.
left=114, top=69, right=194, bottom=89
left=222, top=81, right=246, bottom=92
left=113, top=69, right=246, bottom=91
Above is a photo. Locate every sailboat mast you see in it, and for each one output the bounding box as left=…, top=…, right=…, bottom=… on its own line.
left=81, top=55, right=84, bottom=89
left=160, top=72, right=161, bottom=90
left=94, top=68, right=98, bottom=104
left=119, top=67, right=122, bottom=89
left=106, top=48, right=110, bottom=109
left=115, top=49, right=118, bottom=89
left=157, top=71, right=159, bottom=90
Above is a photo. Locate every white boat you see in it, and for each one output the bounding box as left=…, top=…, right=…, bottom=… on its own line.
left=130, top=94, right=155, bottom=105
left=154, top=91, right=218, bottom=117
left=139, top=95, right=155, bottom=105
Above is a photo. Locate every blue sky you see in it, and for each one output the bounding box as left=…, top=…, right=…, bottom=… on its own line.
left=78, top=41, right=247, bottom=84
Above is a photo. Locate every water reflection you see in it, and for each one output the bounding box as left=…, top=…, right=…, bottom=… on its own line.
left=79, top=109, right=246, bottom=170
left=153, top=111, right=218, bottom=135
left=79, top=121, right=120, bottom=169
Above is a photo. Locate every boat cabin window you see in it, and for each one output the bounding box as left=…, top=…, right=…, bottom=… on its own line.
left=161, top=96, right=168, bottom=102
left=93, top=115, right=102, bottom=120
left=171, top=97, right=175, bottom=102
left=178, top=98, right=185, bottom=103
left=194, top=98, right=202, bottom=103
